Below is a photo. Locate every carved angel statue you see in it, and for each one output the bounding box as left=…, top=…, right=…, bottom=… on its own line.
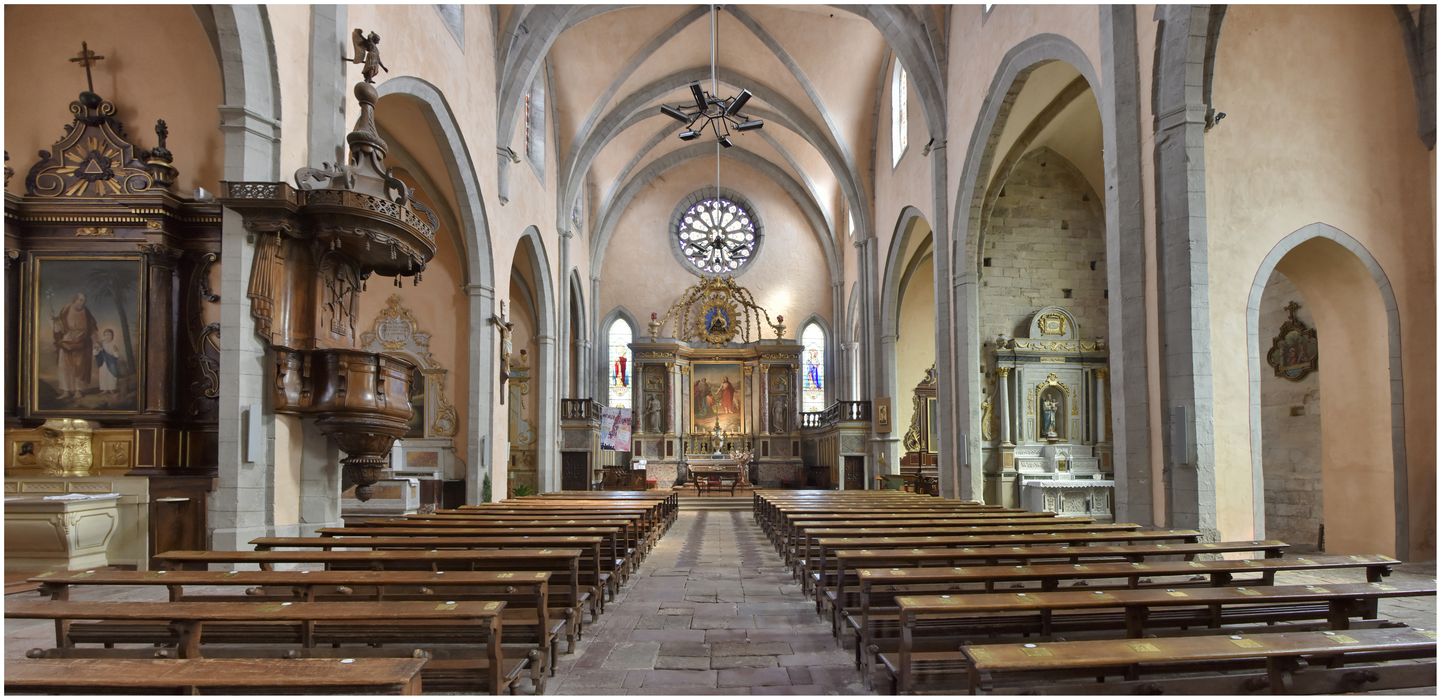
left=345, top=29, right=389, bottom=84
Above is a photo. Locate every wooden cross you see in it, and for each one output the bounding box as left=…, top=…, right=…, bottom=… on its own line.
left=69, top=41, right=105, bottom=93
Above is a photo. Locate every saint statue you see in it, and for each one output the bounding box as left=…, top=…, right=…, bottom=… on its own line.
left=771, top=394, right=788, bottom=433
left=345, top=29, right=389, bottom=84
left=1041, top=395, right=1059, bottom=439
left=645, top=393, right=663, bottom=433
left=52, top=293, right=98, bottom=401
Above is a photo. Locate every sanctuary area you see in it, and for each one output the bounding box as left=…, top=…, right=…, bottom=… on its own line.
left=2, top=2, right=1437, bottom=696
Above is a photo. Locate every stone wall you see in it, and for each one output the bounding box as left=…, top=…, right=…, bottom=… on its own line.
left=979, top=148, right=1107, bottom=343
left=1258, top=271, right=1322, bottom=550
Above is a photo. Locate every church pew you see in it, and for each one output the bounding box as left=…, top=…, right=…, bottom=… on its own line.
left=803, top=528, right=1192, bottom=599
left=884, top=584, right=1436, bottom=694
left=843, top=554, right=1401, bottom=686
left=959, top=627, right=1438, bottom=695
left=318, top=525, right=633, bottom=587
left=4, top=657, right=430, bottom=695
left=789, top=520, right=1117, bottom=572
left=154, top=548, right=586, bottom=652
left=433, top=508, right=661, bottom=553
left=29, top=568, right=563, bottom=689
left=8, top=599, right=519, bottom=695
left=456, top=502, right=663, bottom=536
left=361, top=515, right=649, bottom=561
left=523, top=491, right=678, bottom=526
left=763, top=505, right=1032, bottom=547
left=251, top=535, right=617, bottom=613
left=780, top=515, right=1073, bottom=561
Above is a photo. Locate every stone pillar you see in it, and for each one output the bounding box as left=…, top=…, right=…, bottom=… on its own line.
left=1094, top=368, right=1109, bottom=444
left=997, top=367, right=1012, bottom=446
left=465, top=283, right=497, bottom=503
left=535, top=333, right=559, bottom=491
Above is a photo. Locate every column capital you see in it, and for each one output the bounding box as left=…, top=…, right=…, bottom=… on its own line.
left=464, top=284, right=496, bottom=298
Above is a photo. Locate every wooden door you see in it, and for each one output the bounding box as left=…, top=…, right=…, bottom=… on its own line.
left=843, top=456, right=865, bottom=490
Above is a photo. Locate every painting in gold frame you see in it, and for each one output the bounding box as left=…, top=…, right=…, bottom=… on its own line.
left=29, top=255, right=146, bottom=415
left=690, top=362, right=744, bottom=434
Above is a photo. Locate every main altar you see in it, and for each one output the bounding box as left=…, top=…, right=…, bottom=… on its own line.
left=626, top=277, right=803, bottom=489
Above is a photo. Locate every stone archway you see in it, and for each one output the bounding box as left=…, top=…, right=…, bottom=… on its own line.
left=1246, top=224, right=1407, bottom=557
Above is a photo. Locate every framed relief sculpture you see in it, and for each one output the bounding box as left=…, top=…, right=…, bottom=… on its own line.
left=29, top=255, right=145, bottom=414
left=1266, top=301, right=1318, bottom=382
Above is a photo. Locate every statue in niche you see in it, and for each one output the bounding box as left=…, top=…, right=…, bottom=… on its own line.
left=1041, top=395, right=1059, bottom=440
left=345, top=29, right=389, bottom=84
left=645, top=393, right=663, bottom=433
left=771, top=393, right=789, bottom=433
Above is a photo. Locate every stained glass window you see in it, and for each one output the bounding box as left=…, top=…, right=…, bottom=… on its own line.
left=674, top=196, right=760, bottom=275
left=524, top=71, right=545, bottom=175
left=802, top=323, right=826, bottom=413
left=606, top=318, right=633, bottom=408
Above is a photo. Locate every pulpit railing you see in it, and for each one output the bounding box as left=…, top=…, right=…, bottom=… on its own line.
left=800, top=400, right=871, bottom=430
left=560, top=398, right=602, bottom=422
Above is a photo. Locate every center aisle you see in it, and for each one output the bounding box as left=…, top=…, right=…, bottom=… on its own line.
left=548, top=510, right=865, bottom=695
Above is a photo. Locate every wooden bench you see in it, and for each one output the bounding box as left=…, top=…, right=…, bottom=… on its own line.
left=961, top=626, right=1438, bottom=695
left=153, top=548, right=587, bottom=654
left=4, top=657, right=429, bottom=695
left=354, top=517, right=647, bottom=564
left=881, top=583, right=1435, bottom=693
left=842, top=554, right=1397, bottom=687
left=28, top=567, right=564, bottom=690
left=8, top=599, right=522, bottom=695
left=782, top=516, right=1081, bottom=564
left=806, top=530, right=1202, bottom=600
left=252, top=535, right=617, bottom=613
left=789, top=520, right=1117, bottom=571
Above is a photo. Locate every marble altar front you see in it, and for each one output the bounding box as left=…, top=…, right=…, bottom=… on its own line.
left=4, top=493, right=121, bottom=571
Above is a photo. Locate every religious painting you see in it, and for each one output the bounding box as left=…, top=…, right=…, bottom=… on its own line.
left=599, top=406, right=633, bottom=452
left=690, top=363, right=744, bottom=433
left=1266, top=301, right=1318, bottom=382
left=29, top=255, right=145, bottom=415
left=875, top=397, right=892, bottom=433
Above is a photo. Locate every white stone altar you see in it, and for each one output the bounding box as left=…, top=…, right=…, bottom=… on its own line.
left=4, top=493, right=121, bottom=571
left=985, top=307, right=1115, bottom=519
left=342, top=477, right=421, bottom=520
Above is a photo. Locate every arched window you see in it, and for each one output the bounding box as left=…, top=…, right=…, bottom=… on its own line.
left=890, top=59, right=908, bottom=167
left=801, top=323, right=826, bottom=412
left=606, top=318, right=633, bottom=408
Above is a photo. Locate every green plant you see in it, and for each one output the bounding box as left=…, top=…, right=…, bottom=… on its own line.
left=512, top=483, right=535, bottom=497
left=481, top=473, right=492, bottom=503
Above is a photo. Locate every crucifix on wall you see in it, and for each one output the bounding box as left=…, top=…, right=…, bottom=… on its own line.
left=491, top=299, right=514, bottom=404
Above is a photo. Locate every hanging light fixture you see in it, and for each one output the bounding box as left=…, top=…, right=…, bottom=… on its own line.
left=659, top=5, right=763, bottom=147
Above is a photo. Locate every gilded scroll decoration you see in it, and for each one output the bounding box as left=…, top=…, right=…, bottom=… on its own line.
left=649, top=276, right=785, bottom=345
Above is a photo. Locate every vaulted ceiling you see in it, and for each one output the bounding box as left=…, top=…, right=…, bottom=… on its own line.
left=510, top=5, right=893, bottom=265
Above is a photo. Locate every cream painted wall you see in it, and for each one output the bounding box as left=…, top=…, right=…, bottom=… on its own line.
left=1206, top=5, right=1434, bottom=557
left=598, top=157, right=833, bottom=337
left=272, top=414, right=303, bottom=528
left=895, top=243, right=937, bottom=452
left=874, top=53, right=937, bottom=269
left=1257, top=271, right=1322, bottom=550
left=270, top=4, right=311, bottom=179
left=3, top=5, right=223, bottom=196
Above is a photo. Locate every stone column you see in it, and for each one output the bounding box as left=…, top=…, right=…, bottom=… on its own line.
left=535, top=333, right=559, bottom=490
left=1094, top=368, right=1109, bottom=443
left=997, top=367, right=1012, bottom=446
left=844, top=342, right=861, bottom=400
left=465, top=283, right=496, bottom=503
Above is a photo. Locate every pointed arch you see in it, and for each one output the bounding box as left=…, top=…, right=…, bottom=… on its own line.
left=1246, top=223, right=1407, bottom=557
left=511, top=226, right=559, bottom=491
left=374, top=75, right=498, bottom=504
left=596, top=306, right=642, bottom=407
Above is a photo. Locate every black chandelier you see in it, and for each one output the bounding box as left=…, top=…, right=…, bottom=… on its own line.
left=659, top=5, right=763, bottom=147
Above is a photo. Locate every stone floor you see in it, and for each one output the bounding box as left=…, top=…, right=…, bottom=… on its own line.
left=4, top=512, right=1436, bottom=696
left=544, top=509, right=866, bottom=695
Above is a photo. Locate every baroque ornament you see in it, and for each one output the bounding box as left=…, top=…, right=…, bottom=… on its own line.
left=1266, top=301, right=1319, bottom=381
left=650, top=276, right=784, bottom=345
